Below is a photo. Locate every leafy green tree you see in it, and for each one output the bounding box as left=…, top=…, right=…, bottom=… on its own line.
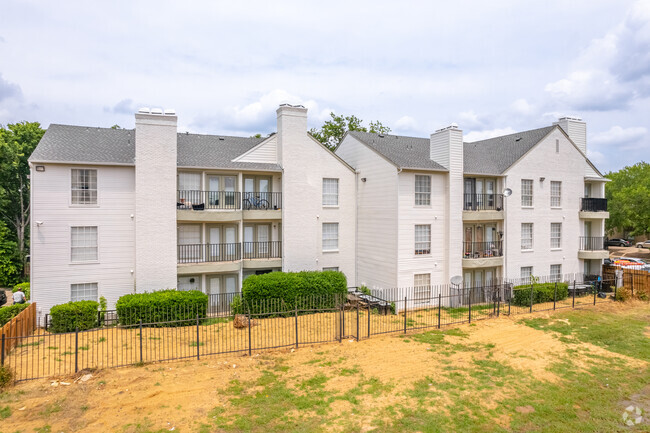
left=0, top=221, right=20, bottom=286
left=0, top=122, right=45, bottom=279
left=309, top=112, right=391, bottom=150
left=605, top=161, right=650, bottom=236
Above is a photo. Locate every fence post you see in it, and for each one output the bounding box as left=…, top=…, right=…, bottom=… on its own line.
left=614, top=282, right=618, bottom=300
left=367, top=304, right=371, bottom=339
left=437, top=293, right=442, bottom=329
left=468, top=292, right=472, bottom=324
left=294, top=301, right=299, bottom=349
left=572, top=280, right=576, bottom=308
left=1, top=334, right=4, bottom=366
left=74, top=327, right=79, bottom=373
left=139, top=319, right=143, bottom=364
left=196, top=313, right=200, bottom=360
left=341, top=303, right=345, bottom=341
left=97, top=311, right=101, bottom=328
left=631, top=274, right=634, bottom=297
left=247, top=308, right=252, bottom=357
left=404, top=296, right=406, bottom=334
left=497, top=293, right=500, bottom=317
left=356, top=303, right=359, bottom=341
left=593, top=282, right=597, bottom=306
left=529, top=283, right=534, bottom=314
left=508, top=294, right=511, bottom=316
left=553, top=282, right=557, bottom=310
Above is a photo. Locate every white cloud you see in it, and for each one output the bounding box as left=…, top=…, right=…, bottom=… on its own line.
left=586, top=149, right=606, bottom=165
left=394, top=115, right=417, bottom=133
left=464, top=127, right=516, bottom=142
left=511, top=98, right=534, bottom=115
left=591, top=125, right=647, bottom=150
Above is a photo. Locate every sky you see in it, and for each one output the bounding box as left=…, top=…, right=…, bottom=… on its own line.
left=1, top=0, right=649, bottom=173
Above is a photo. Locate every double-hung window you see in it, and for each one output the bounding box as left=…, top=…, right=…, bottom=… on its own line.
left=521, top=179, right=533, bottom=206
left=415, top=225, right=431, bottom=255
left=71, top=283, right=98, bottom=302
left=71, top=169, right=97, bottom=205
left=551, top=223, right=562, bottom=249
left=71, top=226, right=98, bottom=262
left=414, top=273, right=431, bottom=303
left=521, top=223, right=533, bottom=250
left=550, top=265, right=562, bottom=282
left=415, top=175, right=431, bottom=206
left=551, top=181, right=561, bottom=207
left=322, top=223, right=339, bottom=251
left=520, top=266, right=533, bottom=282
left=322, top=178, right=339, bottom=206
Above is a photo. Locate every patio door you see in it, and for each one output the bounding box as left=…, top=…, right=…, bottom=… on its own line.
left=178, top=225, right=201, bottom=262
left=486, top=180, right=495, bottom=208
left=464, top=178, right=475, bottom=210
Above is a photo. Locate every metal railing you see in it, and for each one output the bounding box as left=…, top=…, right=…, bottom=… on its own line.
left=177, top=243, right=241, bottom=263
left=580, top=197, right=608, bottom=212
left=463, top=240, right=503, bottom=258
left=243, top=241, right=282, bottom=259
left=177, top=190, right=241, bottom=210
left=579, top=236, right=606, bottom=251
left=463, top=193, right=504, bottom=211
left=242, top=192, right=282, bottom=210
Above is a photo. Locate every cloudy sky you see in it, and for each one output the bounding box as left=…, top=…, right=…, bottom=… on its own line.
left=1, top=0, right=649, bottom=173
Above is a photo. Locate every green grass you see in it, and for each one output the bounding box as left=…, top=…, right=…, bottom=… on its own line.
left=0, top=405, right=11, bottom=419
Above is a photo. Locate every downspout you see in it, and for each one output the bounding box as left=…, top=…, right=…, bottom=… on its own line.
left=355, top=169, right=359, bottom=286
left=396, top=167, right=402, bottom=288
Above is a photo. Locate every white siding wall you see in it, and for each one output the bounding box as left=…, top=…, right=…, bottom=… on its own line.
left=134, top=113, right=178, bottom=292
left=30, top=164, right=136, bottom=314
left=504, top=128, right=586, bottom=279
left=278, top=106, right=356, bottom=285
left=396, top=171, right=448, bottom=288
left=234, top=136, right=277, bottom=164
left=336, top=135, right=398, bottom=289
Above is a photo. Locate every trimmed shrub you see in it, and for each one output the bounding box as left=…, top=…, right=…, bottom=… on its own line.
left=0, top=365, right=12, bottom=389
left=116, top=290, right=208, bottom=327
left=12, top=282, right=30, bottom=301
left=0, top=303, right=29, bottom=326
left=512, top=283, right=569, bottom=307
left=49, top=301, right=99, bottom=333
left=242, top=271, right=347, bottom=313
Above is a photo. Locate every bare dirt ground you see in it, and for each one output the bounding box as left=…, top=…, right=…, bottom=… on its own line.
left=610, top=245, right=650, bottom=260
left=1, top=300, right=646, bottom=433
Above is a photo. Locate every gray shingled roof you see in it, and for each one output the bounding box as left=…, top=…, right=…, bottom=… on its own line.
left=30, top=124, right=282, bottom=171
left=463, top=126, right=555, bottom=175
left=347, top=131, right=447, bottom=171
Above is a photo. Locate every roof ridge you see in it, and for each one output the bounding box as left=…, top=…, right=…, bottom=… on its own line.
left=464, top=125, right=555, bottom=145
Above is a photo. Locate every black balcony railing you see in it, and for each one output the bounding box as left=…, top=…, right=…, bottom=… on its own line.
left=177, top=191, right=241, bottom=210
left=579, top=236, right=606, bottom=251
left=243, top=241, right=282, bottom=259
left=177, top=243, right=241, bottom=263
left=463, top=241, right=503, bottom=259
left=242, top=192, right=282, bottom=210
left=463, top=193, right=504, bottom=211
left=580, top=197, right=608, bottom=212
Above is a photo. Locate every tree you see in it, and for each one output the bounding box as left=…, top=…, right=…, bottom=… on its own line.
left=0, top=122, right=45, bottom=280
left=605, top=161, right=650, bottom=237
left=309, top=112, right=391, bottom=151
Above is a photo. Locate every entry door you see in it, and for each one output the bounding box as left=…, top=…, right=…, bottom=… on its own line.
left=208, top=176, right=220, bottom=207
left=178, top=225, right=201, bottom=262
left=224, top=176, right=236, bottom=208
left=584, top=221, right=592, bottom=237
left=259, top=178, right=270, bottom=203
left=209, top=226, right=221, bottom=260
left=476, top=180, right=484, bottom=208
left=257, top=225, right=270, bottom=256
left=225, top=226, right=237, bottom=259
left=486, top=180, right=495, bottom=208
left=208, top=276, right=226, bottom=313
left=464, top=179, right=475, bottom=210
left=225, top=275, right=237, bottom=293
left=244, top=225, right=254, bottom=257
left=584, top=184, right=592, bottom=198
left=244, top=177, right=255, bottom=203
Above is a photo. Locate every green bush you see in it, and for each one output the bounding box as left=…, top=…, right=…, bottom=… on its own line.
left=0, top=303, right=29, bottom=326
left=49, top=301, right=99, bottom=333
left=116, top=290, right=208, bottom=327
left=512, top=283, right=569, bottom=307
left=12, top=282, right=30, bottom=301
left=0, top=365, right=12, bottom=389
left=231, top=295, right=244, bottom=315
left=242, top=271, right=347, bottom=313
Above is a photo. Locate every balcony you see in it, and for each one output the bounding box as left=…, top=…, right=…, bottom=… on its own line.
left=177, top=243, right=241, bottom=264
left=580, top=198, right=609, bottom=219
left=578, top=236, right=608, bottom=260
left=463, top=194, right=504, bottom=221
left=177, top=191, right=241, bottom=210
left=243, top=241, right=282, bottom=259
left=462, top=241, right=504, bottom=268
left=242, top=192, right=282, bottom=210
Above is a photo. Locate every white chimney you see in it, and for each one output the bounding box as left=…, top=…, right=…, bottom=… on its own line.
left=554, top=117, right=586, bottom=155
left=276, top=104, right=308, bottom=166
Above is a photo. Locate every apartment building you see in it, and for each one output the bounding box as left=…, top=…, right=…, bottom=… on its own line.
left=29, top=105, right=356, bottom=314
left=335, top=117, right=608, bottom=291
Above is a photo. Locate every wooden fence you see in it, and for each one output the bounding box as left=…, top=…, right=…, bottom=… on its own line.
left=1, top=302, right=36, bottom=357
left=602, top=266, right=650, bottom=294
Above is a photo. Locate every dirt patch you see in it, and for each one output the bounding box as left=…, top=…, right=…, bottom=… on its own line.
left=516, top=405, right=535, bottom=414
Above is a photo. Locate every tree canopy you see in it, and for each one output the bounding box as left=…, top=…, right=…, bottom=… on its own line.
left=0, top=121, right=45, bottom=283
left=309, top=112, right=391, bottom=151
left=605, top=161, right=650, bottom=237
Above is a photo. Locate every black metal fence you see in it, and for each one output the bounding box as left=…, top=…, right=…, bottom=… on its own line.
left=463, top=241, right=503, bottom=258
left=177, top=243, right=241, bottom=263
left=243, top=241, right=282, bottom=259
left=177, top=190, right=241, bottom=210
left=580, top=197, right=608, bottom=212
left=2, top=274, right=615, bottom=382
left=242, top=192, right=282, bottom=210
left=463, top=193, right=504, bottom=211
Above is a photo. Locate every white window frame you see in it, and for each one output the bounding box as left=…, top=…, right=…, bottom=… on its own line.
left=550, top=181, right=561, bottom=207
left=323, top=267, right=339, bottom=271
left=415, top=175, right=431, bottom=206
left=521, top=223, right=533, bottom=250
left=551, top=223, right=562, bottom=249
left=322, top=223, right=339, bottom=252
left=521, top=179, right=533, bottom=207
left=414, top=273, right=431, bottom=303
left=70, top=282, right=98, bottom=302
left=520, top=266, right=533, bottom=283
left=71, top=226, right=98, bottom=262
left=322, top=178, right=339, bottom=206
left=71, top=169, right=97, bottom=205
left=550, top=264, right=562, bottom=282
left=415, top=225, right=431, bottom=255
